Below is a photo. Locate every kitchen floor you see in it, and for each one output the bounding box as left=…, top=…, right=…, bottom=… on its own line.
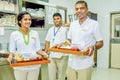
left=65, top=67, right=120, bottom=80
left=92, top=67, right=120, bottom=80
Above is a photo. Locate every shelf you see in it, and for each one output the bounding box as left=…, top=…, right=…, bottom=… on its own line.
left=23, top=0, right=48, bottom=6
left=0, top=25, right=17, bottom=27
left=0, top=0, right=18, bottom=27
left=31, top=15, right=44, bottom=20
left=21, top=0, right=45, bottom=28
left=0, top=10, right=17, bottom=15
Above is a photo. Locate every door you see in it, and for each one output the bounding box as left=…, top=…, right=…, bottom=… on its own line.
left=110, top=12, right=120, bottom=68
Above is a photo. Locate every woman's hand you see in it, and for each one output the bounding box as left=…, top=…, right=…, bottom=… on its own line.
left=7, top=53, right=13, bottom=64
left=41, top=51, right=49, bottom=59
left=36, top=55, right=42, bottom=60
left=37, top=50, right=49, bottom=59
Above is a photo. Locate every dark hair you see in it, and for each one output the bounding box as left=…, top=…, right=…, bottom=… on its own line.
left=53, top=13, right=62, bottom=18
left=75, top=0, right=88, bottom=9
left=17, top=11, right=31, bottom=27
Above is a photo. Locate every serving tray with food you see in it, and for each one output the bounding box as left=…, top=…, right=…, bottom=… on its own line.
left=10, top=53, right=50, bottom=67
left=48, top=41, right=89, bottom=56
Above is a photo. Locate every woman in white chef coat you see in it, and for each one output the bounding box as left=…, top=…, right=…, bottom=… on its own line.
left=7, top=11, right=48, bottom=80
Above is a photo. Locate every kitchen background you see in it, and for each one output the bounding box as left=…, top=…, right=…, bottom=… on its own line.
left=0, top=0, right=74, bottom=79
left=0, top=0, right=120, bottom=80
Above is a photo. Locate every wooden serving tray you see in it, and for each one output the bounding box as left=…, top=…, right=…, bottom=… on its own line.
left=48, top=47, right=88, bottom=56
left=10, top=59, right=50, bottom=67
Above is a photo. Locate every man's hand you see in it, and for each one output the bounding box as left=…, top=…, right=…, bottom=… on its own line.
left=54, top=44, right=62, bottom=48
left=85, top=45, right=95, bottom=56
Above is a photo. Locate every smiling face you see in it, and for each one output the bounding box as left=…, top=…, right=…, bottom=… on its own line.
left=19, top=14, right=32, bottom=29
left=53, top=16, right=62, bottom=27
left=75, top=3, right=88, bottom=20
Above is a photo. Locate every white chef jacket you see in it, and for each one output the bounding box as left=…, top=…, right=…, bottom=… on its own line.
left=9, top=29, right=41, bottom=70
left=45, top=26, right=69, bottom=58
left=68, top=17, right=103, bottom=70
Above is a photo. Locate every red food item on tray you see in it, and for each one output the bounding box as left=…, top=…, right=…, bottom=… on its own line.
left=71, top=46, right=80, bottom=51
